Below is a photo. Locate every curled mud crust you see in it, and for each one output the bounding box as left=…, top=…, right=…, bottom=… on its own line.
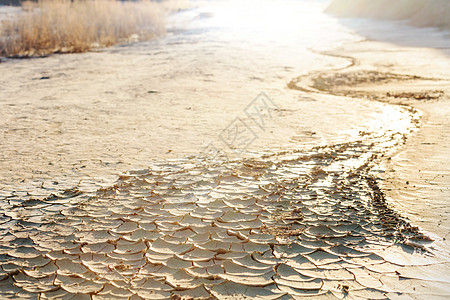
left=386, top=90, right=444, bottom=101
left=287, top=52, right=437, bottom=244
left=1, top=115, right=446, bottom=299
left=0, top=45, right=447, bottom=300
left=289, top=69, right=447, bottom=103
left=365, top=177, right=432, bottom=245
left=313, top=71, right=421, bottom=89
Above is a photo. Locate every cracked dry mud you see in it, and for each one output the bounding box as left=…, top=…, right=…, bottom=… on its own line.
left=0, top=104, right=449, bottom=299
left=289, top=68, right=449, bottom=105
left=1, top=1, right=450, bottom=299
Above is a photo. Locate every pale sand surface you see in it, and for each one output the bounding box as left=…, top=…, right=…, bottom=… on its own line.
left=0, top=0, right=449, bottom=298
left=0, top=4, right=20, bottom=21
left=0, top=1, right=375, bottom=194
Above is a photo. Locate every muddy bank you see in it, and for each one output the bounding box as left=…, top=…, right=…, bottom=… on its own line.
left=288, top=37, right=450, bottom=248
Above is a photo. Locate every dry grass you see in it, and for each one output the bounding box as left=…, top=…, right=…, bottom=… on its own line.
left=0, top=0, right=188, bottom=57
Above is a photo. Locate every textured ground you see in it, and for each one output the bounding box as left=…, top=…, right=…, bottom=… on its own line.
left=1, top=1, right=450, bottom=299
left=1, top=104, right=449, bottom=299
left=288, top=36, right=450, bottom=247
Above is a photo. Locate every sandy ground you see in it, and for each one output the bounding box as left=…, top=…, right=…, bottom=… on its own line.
left=0, top=1, right=388, bottom=194
left=0, top=4, right=19, bottom=21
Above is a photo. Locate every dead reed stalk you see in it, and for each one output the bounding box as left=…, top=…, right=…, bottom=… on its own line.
left=0, top=0, right=185, bottom=57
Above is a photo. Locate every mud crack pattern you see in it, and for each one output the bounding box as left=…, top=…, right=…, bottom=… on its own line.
left=0, top=112, right=449, bottom=299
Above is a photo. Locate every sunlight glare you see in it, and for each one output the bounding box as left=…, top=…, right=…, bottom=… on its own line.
left=207, top=0, right=323, bottom=38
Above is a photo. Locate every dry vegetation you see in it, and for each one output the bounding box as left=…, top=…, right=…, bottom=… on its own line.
left=0, top=0, right=188, bottom=57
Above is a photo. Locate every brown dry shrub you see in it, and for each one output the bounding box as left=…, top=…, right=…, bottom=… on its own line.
left=0, top=0, right=187, bottom=57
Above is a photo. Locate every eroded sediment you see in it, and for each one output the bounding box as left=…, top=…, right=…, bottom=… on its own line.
left=1, top=1, right=449, bottom=299
left=1, top=104, right=448, bottom=299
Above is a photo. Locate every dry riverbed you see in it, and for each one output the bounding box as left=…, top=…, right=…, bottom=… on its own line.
left=0, top=1, right=449, bottom=298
